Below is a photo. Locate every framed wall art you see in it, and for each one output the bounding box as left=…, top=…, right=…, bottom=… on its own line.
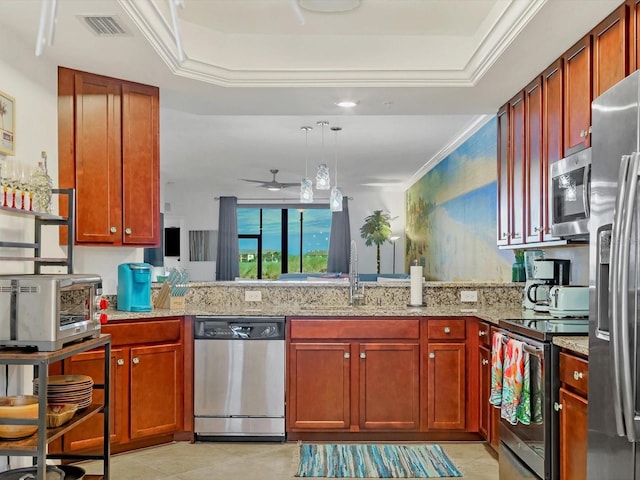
left=0, top=90, right=15, bottom=155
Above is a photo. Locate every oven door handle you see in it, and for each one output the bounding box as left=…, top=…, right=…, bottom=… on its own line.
left=500, top=334, right=544, bottom=360
left=617, top=151, right=640, bottom=441
left=610, top=154, right=631, bottom=437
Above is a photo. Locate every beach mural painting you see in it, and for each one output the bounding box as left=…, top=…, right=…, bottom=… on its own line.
left=405, top=117, right=513, bottom=281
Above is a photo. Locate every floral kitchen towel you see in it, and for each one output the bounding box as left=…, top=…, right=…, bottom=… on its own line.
left=516, top=350, right=531, bottom=425
left=501, top=338, right=525, bottom=425
left=489, top=331, right=505, bottom=406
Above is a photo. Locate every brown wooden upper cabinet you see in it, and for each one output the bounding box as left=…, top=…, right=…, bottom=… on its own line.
left=593, top=4, right=631, bottom=99
left=542, top=60, right=563, bottom=243
left=496, top=105, right=510, bottom=246
left=58, top=67, right=160, bottom=246
left=563, top=36, right=592, bottom=156
left=525, top=77, right=543, bottom=244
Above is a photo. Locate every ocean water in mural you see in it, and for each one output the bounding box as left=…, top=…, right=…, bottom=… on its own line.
left=406, top=117, right=513, bottom=281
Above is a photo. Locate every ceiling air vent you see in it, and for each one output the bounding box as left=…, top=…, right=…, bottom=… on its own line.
left=79, top=16, right=130, bottom=36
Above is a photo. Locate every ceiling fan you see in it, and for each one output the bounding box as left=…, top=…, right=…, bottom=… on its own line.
left=241, top=169, right=299, bottom=191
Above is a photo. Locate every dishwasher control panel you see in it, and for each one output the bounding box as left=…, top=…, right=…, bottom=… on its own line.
left=194, top=316, right=285, bottom=340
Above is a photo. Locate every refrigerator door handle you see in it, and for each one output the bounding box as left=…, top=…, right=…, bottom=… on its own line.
left=610, top=154, right=632, bottom=437
left=583, top=162, right=591, bottom=218
left=617, top=152, right=640, bottom=441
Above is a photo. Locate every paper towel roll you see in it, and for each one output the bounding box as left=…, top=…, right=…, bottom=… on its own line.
left=410, top=265, right=423, bottom=306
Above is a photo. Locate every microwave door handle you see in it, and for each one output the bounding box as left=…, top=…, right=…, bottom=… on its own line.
left=583, top=162, right=591, bottom=217
left=618, top=152, right=640, bottom=441
left=610, top=154, right=631, bottom=436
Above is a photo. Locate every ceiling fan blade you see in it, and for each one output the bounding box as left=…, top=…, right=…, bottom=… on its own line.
left=279, top=182, right=301, bottom=188
left=240, top=178, right=268, bottom=184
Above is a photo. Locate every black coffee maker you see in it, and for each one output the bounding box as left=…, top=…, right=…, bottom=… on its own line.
left=527, top=259, right=571, bottom=312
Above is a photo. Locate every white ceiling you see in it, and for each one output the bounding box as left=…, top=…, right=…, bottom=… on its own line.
left=0, top=0, right=621, bottom=198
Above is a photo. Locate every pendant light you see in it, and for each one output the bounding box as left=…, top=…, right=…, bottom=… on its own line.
left=300, top=126, right=314, bottom=203
left=330, top=126, right=343, bottom=212
left=315, top=121, right=331, bottom=190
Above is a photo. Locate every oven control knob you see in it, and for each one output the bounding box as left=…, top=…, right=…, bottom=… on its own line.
left=95, top=297, right=108, bottom=310
left=95, top=312, right=108, bottom=325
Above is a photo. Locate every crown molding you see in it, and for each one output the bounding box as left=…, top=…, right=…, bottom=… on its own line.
left=119, top=0, right=545, bottom=88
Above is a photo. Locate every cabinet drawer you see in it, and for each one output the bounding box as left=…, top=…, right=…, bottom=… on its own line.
left=289, top=319, right=420, bottom=340
left=103, top=319, right=182, bottom=346
left=478, top=322, right=491, bottom=347
left=559, top=352, right=588, bottom=396
left=427, top=319, right=466, bottom=340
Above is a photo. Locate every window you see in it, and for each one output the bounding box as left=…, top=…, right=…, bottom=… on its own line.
left=238, top=207, right=331, bottom=279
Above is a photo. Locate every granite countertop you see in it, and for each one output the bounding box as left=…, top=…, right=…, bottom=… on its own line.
left=553, top=336, right=588, bottom=356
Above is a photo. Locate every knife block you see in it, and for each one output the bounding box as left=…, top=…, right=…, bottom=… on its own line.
left=154, top=282, right=186, bottom=310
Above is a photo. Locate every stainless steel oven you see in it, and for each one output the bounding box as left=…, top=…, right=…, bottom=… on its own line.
left=497, top=317, right=589, bottom=480
left=550, top=147, right=591, bottom=239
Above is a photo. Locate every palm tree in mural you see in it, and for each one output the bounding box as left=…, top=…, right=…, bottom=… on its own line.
left=360, top=210, right=394, bottom=274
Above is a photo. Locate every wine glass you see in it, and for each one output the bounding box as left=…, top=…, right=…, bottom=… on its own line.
left=19, top=163, right=33, bottom=211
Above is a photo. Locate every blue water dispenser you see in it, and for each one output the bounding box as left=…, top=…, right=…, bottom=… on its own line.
left=117, top=263, right=153, bottom=311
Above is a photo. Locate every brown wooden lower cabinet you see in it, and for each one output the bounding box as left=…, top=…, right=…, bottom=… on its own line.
left=51, top=317, right=185, bottom=454
left=558, top=350, right=589, bottom=480
left=287, top=316, right=478, bottom=436
left=427, top=342, right=466, bottom=430
left=559, top=387, right=588, bottom=480
left=478, top=344, right=491, bottom=440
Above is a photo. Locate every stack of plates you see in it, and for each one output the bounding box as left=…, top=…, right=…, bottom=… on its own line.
left=33, top=375, right=93, bottom=409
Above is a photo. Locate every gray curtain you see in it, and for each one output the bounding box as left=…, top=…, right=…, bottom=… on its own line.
left=327, top=197, right=351, bottom=274
left=215, top=196, right=240, bottom=280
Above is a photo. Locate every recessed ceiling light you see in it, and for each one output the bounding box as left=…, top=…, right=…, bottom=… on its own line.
left=336, top=101, right=358, bottom=108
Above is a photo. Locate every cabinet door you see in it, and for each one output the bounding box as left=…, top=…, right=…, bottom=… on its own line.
left=593, top=5, right=630, bottom=99
left=559, top=388, right=588, bottom=480
left=497, top=104, right=510, bottom=245
left=121, top=83, right=160, bottom=246
left=73, top=71, right=122, bottom=244
left=509, top=92, right=526, bottom=245
left=427, top=342, right=466, bottom=430
left=479, top=345, right=491, bottom=440
left=61, top=347, right=127, bottom=452
left=542, top=60, right=563, bottom=242
left=359, top=343, right=419, bottom=431
left=525, top=77, right=543, bottom=243
left=129, top=343, right=183, bottom=439
left=563, top=36, right=592, bottom=155
left=288, top=343, right=351, bottom=430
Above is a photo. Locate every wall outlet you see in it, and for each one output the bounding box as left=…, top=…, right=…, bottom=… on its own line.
left=460, top=290, right=478, bottom=303
left=245, top=290, right=262, bottom=302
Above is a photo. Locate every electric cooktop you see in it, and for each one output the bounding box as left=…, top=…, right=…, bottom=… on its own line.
left=498, top=317, right=590, bottom=342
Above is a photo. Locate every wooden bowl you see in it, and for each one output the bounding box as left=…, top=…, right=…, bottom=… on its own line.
left=0, top=395, right=38, bottom=439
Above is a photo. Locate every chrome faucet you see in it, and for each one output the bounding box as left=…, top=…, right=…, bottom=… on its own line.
left=349, top=240, right=364, bottom=305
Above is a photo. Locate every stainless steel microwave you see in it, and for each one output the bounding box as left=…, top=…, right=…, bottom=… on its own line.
left=550, top=147, right=591, bottom=239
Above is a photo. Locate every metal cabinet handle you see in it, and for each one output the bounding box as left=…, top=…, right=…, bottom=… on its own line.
left=573, top=371, right=584, bottom=380
left=554, top=402, right=563, bottom=412
left=360, top=352, right=366, bottom=359
left=502, top=232, right=510, bottom=239
left=479, top=330, right=486, bottom=336
left=482, top=359, right=489, bottom=365
left=512, top=232, right=521, bottom=239
left=117, top=358, right=124, bottom=366
left=132, top=357, right=140, bottom=364
left=444, top=327, right=451, bottom=334
left=110, top=226, right=117, bottom=233
left=344, top=352, right=350, bottom=359
left=429, top=352, right=435, bottom=359
left=125, top=228, right=132, bottom=235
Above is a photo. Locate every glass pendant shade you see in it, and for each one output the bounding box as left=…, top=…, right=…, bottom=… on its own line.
left=315, top=163, right=330, bottom=190
left=330, top=186, right=343, bottom=212
left=300, top=177, right=313, bottom=203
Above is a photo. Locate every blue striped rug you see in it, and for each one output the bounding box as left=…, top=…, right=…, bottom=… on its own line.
left=295, top=444, right=462, bottom=478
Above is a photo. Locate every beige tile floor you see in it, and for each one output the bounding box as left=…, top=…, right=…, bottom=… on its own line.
left=78, top=441, right=498, bottom=479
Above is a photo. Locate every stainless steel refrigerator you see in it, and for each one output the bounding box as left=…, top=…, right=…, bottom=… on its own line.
left=589, top=68, right=640, bottom=479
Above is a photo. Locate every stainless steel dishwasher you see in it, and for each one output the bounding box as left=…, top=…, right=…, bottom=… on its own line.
left=194, top=316, right=285, bottom=441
